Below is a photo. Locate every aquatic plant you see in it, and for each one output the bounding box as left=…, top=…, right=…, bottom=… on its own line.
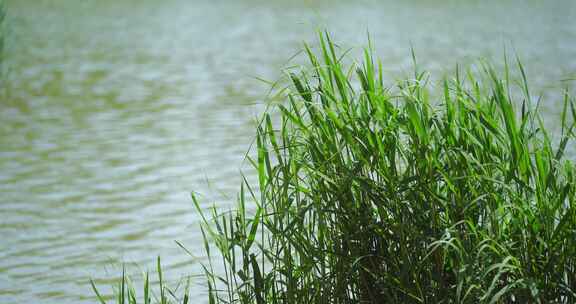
left=94, top=32, right=576, bottom=303
left=0, top=1, right=6, bottom=78
left=90, top=257, right=191, bottom=304
left=195, top=32, right=576, bottom=303
left=0, top=0, right=8, bottom=99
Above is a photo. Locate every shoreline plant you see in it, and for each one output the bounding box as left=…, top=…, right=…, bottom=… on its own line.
left=94, top=32, right=576, bottom=303
left=0, top=0, right=6, bottom=88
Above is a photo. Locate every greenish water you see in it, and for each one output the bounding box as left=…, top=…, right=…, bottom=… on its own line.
left=0, top=0, right=574, bottom=302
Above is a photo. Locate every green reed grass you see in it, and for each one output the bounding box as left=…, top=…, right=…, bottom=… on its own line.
left=94, top=32, right=576, bottom=303
left=0, top=0, right=7, bottom=99
left=0, top=1, right=6, bottom=72
left=91, top=257, right=191, bottom=304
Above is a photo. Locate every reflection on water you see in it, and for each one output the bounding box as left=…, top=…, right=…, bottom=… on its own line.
left=0, top=0, right=574, bottom=302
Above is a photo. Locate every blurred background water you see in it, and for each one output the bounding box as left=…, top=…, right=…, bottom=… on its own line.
left=0, top=0, right=574, bottom=302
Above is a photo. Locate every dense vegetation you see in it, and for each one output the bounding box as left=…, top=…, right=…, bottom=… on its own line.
left=0, top=1, right=5, bottom=78
left=0, top=0, right=7, bottom=99
left=94, top=33, right=576, bottom=303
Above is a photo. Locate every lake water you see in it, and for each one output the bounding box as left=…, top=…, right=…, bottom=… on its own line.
left=0, top=0, right=575, bottom=302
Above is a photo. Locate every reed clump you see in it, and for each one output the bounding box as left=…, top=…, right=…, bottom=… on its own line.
left=196, top=33, right=576, bottom=304
left=0, top=0, right=6, bottom=86
left=93, top=33, right=576, bottom=303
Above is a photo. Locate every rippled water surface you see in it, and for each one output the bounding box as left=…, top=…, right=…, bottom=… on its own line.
left=1, top=0, right=575, bottom=302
